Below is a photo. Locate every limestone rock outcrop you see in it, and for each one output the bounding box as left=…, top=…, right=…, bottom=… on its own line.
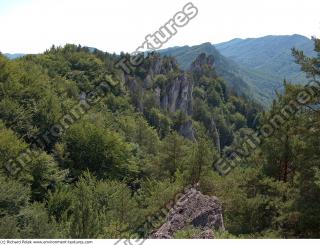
left=151, top=187, right=224, bottom=239
left=124, top=53, right=195, bottom=140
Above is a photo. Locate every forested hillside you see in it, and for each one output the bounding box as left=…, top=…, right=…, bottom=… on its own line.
left=0, top=37, right=320, bottom=238
left=160, top=35, right=315, bottom=105
left=215, top=34, right=314, bottom=83
left=159, top=43, right=254, bottom=100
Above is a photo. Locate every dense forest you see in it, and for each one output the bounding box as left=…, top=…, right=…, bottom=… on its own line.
left=0, top=37, right=319, bottom=238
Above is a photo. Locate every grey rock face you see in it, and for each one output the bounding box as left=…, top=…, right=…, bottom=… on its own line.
left=124, top=55, right=193, bottom=116
left=151, top=188, right=224, bottom=239
left=158, top=74, right=193, bottom=116
left=178, top=120, right=195, bottom=140
left=190, top=53, right=215, bottom=72
left=124, top=54, right=195, bottom=140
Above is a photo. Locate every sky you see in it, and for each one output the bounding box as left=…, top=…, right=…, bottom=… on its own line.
left=0, top=0, right=319, bottom=54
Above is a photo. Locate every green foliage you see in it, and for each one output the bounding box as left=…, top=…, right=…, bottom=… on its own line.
left=28, top=152, right=67, bottom=201
left=146, top=108, right=172, bottom=138
left=69, top=172, right=101, bottom=238
left=47, top=185, right=73, bottom=223
left=0, top=215, right=20, bottom=238
left=63, top=120, right=135, bottom=179
left=69, top=172, right=141, bottom=238
left=1, top=40, right=320, bottom=239
left=19, top=202, right=60, bottom=238
left=96, top=180, right=140, bottom=231
left=0, top=174, right=30, bottom=217
left=0, top=121, right=27, bottom=176
left=116, top=114, right=160, bottom=155
left=159, top=132, right=191, bottom=177
left=173, top=226, right=203, bottom=238
left=185, top=138, right=215, bottom=184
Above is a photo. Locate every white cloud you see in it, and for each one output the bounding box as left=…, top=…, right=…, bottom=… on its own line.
left=0, top=0, right=319, bottom=53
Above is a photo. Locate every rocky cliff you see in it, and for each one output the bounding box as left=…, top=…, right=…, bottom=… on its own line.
left=124, top=53, right=195, bottom=139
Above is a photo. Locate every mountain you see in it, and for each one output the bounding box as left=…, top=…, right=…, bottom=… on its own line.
left=159, top=43, right=278, bottom=105
left=1, top=40, right=319, bottom=239
left=215, top=34, right=315, bottom=85
left=160, top=35, right=315, bottom=105
left=3, top=35, right=314, bottom=105
left=4, top=53, right=25, bottom=59
left=159, top=43, right=253, bottom=99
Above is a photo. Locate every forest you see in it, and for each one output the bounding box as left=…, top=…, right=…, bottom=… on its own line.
left=0, top=37, right=320, bottom=239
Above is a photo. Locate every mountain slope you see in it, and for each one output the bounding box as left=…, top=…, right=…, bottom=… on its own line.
left=159, top=43, right=252, bottom=98
left=215, top=34, right=315, bottom=83
left=159, top=43, right=280, bottom=105
left=160, top=35, right=315, bottom=105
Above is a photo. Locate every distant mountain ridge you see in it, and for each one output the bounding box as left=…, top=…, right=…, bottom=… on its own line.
left=160, top=34, right=315, bottom=105
left=159, top=43, right=253, bottom=99
left=4, top=53, right=25, bottom=60
left=215, top=34, right=315, bottom=84
left=159, top=43, right=276, bottom=104
left=3, top=35, right=314, bottom=105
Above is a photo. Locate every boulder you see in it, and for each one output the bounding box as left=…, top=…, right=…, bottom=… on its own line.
left=151, top=187, right=224, bottom=239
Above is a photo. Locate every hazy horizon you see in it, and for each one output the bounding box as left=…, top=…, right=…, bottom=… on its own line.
left=1, top=33, right=313, bottom=55
left=0, top=0, right=319, bottom=54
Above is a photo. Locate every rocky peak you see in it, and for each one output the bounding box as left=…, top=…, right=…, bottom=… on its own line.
left=124, top=53, right=195, bottom=140
left=157, top=74, right=193, bottom=116
left=146, top=53, right=180, bottom=76
left=151, top=187, right=224, bottom=239
left=190, top=53, right=215, bottom=72
left=126, top=59, right=193, bottom=116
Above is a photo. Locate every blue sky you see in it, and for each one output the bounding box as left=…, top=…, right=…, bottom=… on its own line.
left=0, top=0, right=319, bottom=54
left=0, top=0, right=27, bottom=13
